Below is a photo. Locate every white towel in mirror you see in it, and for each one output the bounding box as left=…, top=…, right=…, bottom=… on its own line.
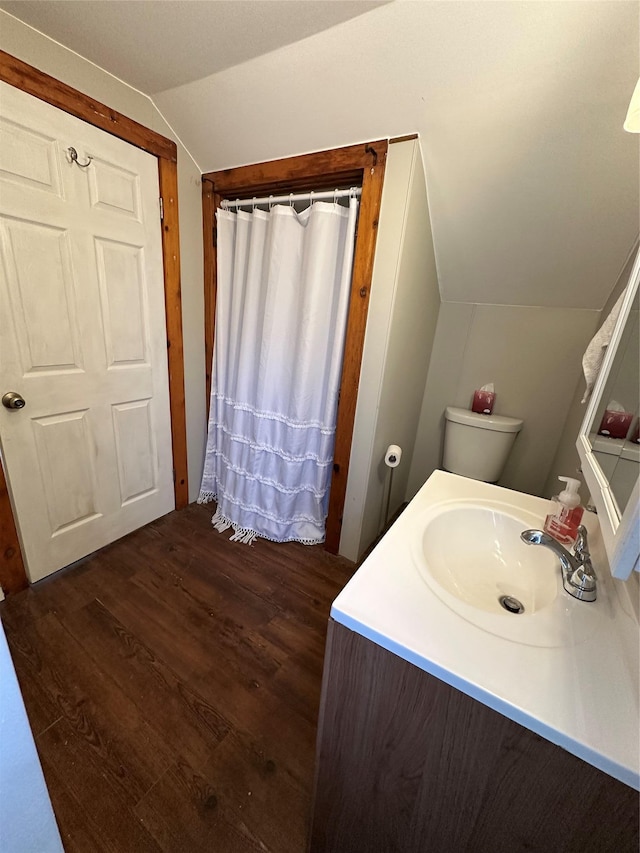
left=581, top=291, right=626, bottom=403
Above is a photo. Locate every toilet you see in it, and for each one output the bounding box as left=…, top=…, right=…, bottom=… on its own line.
left=443, top=406, right=523, bottom=483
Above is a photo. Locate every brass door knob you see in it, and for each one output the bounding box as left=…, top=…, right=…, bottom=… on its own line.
left=2, top=391, right=26, bottom=410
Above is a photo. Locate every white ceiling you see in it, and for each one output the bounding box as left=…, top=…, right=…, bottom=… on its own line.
left=0, top=0, right=390, bottom=94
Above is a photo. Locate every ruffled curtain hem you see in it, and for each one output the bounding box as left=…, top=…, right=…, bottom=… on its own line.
left=197, top=491, right=325, bottom=547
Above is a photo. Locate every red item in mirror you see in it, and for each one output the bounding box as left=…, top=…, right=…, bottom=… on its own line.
left=597, top=409, right=633, bottom=439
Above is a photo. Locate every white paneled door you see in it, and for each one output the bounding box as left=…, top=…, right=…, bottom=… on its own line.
left=0, top=82, right=174, bottom=583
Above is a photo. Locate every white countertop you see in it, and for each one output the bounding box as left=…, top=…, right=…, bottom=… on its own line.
left=331, top=471, right=640, bottom=790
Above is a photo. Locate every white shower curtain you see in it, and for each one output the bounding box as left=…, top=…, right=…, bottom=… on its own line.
left=199, top=197, right=359, bottom=545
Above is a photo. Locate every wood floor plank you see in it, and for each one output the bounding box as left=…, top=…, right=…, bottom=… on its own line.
left=92, top=580, right=285, bottom=745
left=170, top=508, right=351, bottom=623
left=133, top=555, right=284, bottom=673
left=270, top=655, right=326, bottom=727
left=34, top=754, right=125, bottom=853
left=0, top=546, right=139, bottom=631
left=37, top=720, right=163, bottom=853
left=59, top=599, right=232, bottom=769
left=142, top=517, right=339, bottom=642
left=98, top=567, right=285, bottom=695
left=3, top=627, right=62, bottom=738
left=0, top=503, right=355, bottom=853
left=135, top=756, right=267, bottom=853
left=256, top=614, right=327, bottom=679
left=188, top=722, right=311, bottom=853
left=10, top=612, right=173, bottom=803
left=200, top=691, right=321, bottom=796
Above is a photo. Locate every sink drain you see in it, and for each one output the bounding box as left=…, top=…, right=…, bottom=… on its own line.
left=499, top=595, right=525, bottom=614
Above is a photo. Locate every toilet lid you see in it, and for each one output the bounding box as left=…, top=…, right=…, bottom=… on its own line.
left=445, top=406, right=523, bottom=433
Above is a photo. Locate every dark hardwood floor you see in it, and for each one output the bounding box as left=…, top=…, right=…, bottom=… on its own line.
left=0, top=504, right=355, bottom=853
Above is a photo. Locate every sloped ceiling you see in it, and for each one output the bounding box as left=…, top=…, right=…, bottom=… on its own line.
left=0, top=0, right=390, bottom=92
left=3, top=1, right=638, bottom=311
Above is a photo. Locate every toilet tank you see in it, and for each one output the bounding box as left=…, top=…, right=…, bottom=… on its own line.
left=443, top=406, right=523, bottom=483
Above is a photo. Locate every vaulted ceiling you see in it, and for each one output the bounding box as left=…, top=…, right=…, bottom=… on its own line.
left=0, top=0, right=390, bottom=92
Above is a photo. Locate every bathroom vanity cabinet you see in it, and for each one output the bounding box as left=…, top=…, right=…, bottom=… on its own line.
left=310, top=472, right=639, bottom=851
left=309, top=620, right=639, bottom=853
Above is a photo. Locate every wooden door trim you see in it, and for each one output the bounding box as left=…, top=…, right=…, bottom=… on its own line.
left=158, top=159, right=189, bottom=508
left=202, top=140, right=388, bottom=553
left=0, top=52, right=188, bottom=594
left=0, top=50, right=177, bottom=161
left=0, top=465, right=25, bottom=595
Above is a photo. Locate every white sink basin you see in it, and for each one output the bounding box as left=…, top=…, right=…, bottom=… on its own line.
left=412, top=499, right=603, bottom=647
left=421, top=505, right=558, bottom=614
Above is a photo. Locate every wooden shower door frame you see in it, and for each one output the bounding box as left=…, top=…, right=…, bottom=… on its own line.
left=201, top=140, right=388, bottom=554
left=0, top=50, right=189, bottom=594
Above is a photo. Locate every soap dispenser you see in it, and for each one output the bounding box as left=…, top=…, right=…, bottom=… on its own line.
left=544, top=477, right=584, bottom=546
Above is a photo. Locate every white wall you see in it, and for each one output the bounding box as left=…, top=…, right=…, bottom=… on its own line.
left=0, top=11, right=207, bottom=503
left=407, top=302, right=601, bottom=499
left=0, top=625, right=64, bottom=852
left=340, top=138, right=440, bottom=561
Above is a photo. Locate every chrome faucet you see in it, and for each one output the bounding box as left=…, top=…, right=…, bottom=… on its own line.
left=520, top=525, right=597, bottom=602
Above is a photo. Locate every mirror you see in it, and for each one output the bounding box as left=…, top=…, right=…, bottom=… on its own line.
left=589, top=285, right=639, bottom=513
left=577, top=248, right=639, bottom=580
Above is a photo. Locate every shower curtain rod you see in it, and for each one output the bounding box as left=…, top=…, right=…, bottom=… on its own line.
left=220, top=186, right=362, bottom=211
